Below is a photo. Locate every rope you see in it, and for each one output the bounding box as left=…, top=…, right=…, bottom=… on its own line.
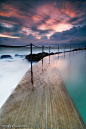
left=32, top=44, right=42, bottom=48
left=23, top=43, right=83, bottom=52
left=25, top=45, right=30, bottom=47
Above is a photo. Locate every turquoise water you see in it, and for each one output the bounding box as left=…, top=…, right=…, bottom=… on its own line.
left=57, top=50, right=86, bottom=124
left=0, top=46, right=86, bottom=124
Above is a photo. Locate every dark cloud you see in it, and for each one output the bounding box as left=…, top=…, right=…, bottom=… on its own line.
left=67, top=13, right=86, bottom=25
left=68, top=17, right=79, bottom=23
left=0, top=37, right=20, bottom=46
left=0, top=23, right=21, bottom=36
left=69, top=37, right=86, bottom=45
left=41, top=36, right=47, bottom=39
left=75, top=25, right=86, bottom=37
left=38, top=15, right=50, bottom=24
left=27, top=34, right=36, bottom=39
left=11, top=33, right=21, bottom=37
left=62, top=27, right=77, bottom=36
left=31, top=26, right=52, bottom=35
left=50, top=25, right=86, bottom=45
left=0, top=0, right=86, bottom=46
left=0, top=16, right=23, bottom=26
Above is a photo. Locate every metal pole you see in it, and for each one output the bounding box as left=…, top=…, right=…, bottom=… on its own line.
left=74, top=46, right=75, bottom=50
left=70, top=46, right=71, bottom=51
left=30, top=43, right=32, bottom=74
left=42, top=46, right=44, bottom=57
left=49, top=46, right=50, bottom=64
left=58, top=46, right=59, bottom=57
left=49, top=46, right=50, bottom=55
left=42, top=46, right=44, bottom=53
left=58, top=46, right=59, bottom=54
left=42, top=46, right=44, bottom=72
left=65, top=46, right=66, bottom=52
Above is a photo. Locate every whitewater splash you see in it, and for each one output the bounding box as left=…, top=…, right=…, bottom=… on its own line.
left=0, top=47, right=35, bottom=108
left=0, top=46, right=71, bottom=108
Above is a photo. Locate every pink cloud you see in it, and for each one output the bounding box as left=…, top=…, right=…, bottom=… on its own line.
left=0, top=0, right=86, bottom=46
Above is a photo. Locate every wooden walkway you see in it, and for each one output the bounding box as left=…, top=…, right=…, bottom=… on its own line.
left=0, top=55, right=85, bottom=129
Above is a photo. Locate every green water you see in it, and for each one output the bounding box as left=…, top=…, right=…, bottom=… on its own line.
left=57, top=50, right=86, bottom=124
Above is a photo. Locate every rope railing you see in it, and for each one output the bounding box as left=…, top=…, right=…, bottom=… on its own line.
left=32, top=44, right=42, bottom=48
left=25, top=44, right=30, bottom=47
left=28, top=43, right=84, bottom=55
left=26, top=43, right=84, bottom=73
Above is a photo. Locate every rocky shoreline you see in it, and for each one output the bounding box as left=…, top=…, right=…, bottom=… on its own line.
left=25, top=47, right=86, bottom=62
left=25, top=52, right=62, bottom=62
left=0, top=55, right=12, bottom=59
left=0, top=47, right=86, bottom=61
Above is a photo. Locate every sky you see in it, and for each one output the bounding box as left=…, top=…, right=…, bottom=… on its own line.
left=0, top=0, right=86, bottom=46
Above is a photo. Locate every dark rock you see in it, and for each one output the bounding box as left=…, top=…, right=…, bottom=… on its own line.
left=25, top=47, right=86, bottom=62
left=25, top=52, right=49, bottom=61
left=64, top=51, right=70, bottom=52
left=15, top=54, right=24, bottom=58
left=72, top=48, right=82, bottom=51
left=25, top=51, right=63, bottom=62
left=0, top=55, right=12, bottom=59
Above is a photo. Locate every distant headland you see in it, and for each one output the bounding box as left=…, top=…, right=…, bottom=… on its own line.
left=0, top=45, right=25, bottom=48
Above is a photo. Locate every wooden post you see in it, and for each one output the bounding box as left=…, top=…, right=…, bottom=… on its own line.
left=30, top=43, right=32, bottom=74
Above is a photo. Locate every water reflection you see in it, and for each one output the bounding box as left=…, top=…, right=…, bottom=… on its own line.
left=58, top=54, right=59, bottom=59
left=73, top=51, right=74, bottom=57
left=85, top=50, right=86, bottom=59
left=69, top=52, right=71, bottom=58
left=57, top=50, right=86, bottom=124
left=76, top=50, right=77, bottom=55
left=31, top=72, right=33, bottom=85
left=42, top=58, right=44, bottom=72
left=31, top=72, right=35, bottom=91
left=64, top=53, right=65, bottom=59
left=49, top=55, right=50, bottom=65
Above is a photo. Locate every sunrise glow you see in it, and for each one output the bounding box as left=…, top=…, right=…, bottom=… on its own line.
left=0, top=34, right=20, bottom=39
left=0, top=0, right=86, bottom=46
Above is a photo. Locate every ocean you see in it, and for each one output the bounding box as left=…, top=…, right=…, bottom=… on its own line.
left=0, top=46, right=86, bottom=123
left=0, top=46, right=67, bottom=108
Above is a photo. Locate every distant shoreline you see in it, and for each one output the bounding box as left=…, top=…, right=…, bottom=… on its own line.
left=0, top=45, right=26, bottom=48
left=0, top=44, right=86, bottom=48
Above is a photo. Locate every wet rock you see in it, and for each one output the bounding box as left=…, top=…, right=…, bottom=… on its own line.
left=15, top=54, right=24, bottom=58
left=72, top=48, right=82, bottom=51
left=0, top=55, right=12, bottom=59
left=25, top=52, right=63, bottom=62
left=25, top=52, right=49, bottom=61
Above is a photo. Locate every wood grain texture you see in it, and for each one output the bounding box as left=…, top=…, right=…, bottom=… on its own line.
left=0, top=55, right=85, bottom=129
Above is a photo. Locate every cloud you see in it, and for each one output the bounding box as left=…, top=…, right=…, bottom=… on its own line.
left=50, top=24, right=86, bottom=45
left=0, top=22, right=22, bottom=38
left=0, top=0, right=86, bottom=46
left=41, top=36, right=47, bottom=39
left=27, top=34, right=36, bottom=39
left=0, top=23, right=21, bottom=32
